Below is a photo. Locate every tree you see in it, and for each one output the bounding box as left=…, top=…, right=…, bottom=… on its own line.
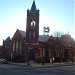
left=60, top=34, right=74, bottom=47
left=52, top=31, right=75, bottom=62
left=53, top=31, right=64, bottom=37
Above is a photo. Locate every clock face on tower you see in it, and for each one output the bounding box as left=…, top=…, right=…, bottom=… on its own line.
left=31, top=21, right=36, bottom=27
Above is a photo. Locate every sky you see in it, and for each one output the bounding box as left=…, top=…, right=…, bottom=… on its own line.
left=0, top=0, right=74, bottom=45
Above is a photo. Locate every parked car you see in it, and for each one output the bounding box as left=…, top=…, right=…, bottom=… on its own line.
left=0, top=58, right=8, bottom=64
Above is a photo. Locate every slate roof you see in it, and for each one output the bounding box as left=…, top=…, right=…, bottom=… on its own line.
left=39, top=35, right=50, bottom=42
left=3, top=37, right=11, bottom=45
left=18, top=29, right=26, bottom=37
left=30, top=0, right=37, bottom=12
left=13, top=29, right=51, bottom=42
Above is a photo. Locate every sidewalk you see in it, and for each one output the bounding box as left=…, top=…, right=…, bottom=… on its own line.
left=29, top=62, right=75, bottom=67
left=8, top=61, right=75, bottom=68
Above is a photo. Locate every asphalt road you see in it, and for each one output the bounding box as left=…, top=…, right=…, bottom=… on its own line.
left=0, top=64, right=75, bottom=75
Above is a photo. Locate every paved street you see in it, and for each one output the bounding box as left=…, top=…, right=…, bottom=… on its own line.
left=0, top=64, right=75, bottom=75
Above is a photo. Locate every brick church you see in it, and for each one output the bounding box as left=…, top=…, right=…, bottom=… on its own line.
left=11, top=0, right=45, bottom=62
left=1, top=0, right=75, bottom=63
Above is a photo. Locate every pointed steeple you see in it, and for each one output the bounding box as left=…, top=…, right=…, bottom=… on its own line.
left=30, top=0, right=37, bottom=12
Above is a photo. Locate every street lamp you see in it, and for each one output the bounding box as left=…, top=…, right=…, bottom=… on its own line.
left=11, top=53, right=12, bottom=62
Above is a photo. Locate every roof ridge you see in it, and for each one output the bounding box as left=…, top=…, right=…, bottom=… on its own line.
left=17, top=29, right=25, bottom=32
left=18, top=29, right=26, bottom=37
left=3, top=37, right=11, bottom=45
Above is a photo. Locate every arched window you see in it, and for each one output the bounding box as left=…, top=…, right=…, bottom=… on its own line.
left=31, top=21, right=36, bottom=26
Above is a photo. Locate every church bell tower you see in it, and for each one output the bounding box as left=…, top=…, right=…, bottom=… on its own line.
left=26, top=0, right=39, bottom=44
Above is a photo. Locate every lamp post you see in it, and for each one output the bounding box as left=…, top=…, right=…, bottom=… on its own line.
left=42, top=41, right=47, bottom=65
left=11, top=53, right=12, bottom=62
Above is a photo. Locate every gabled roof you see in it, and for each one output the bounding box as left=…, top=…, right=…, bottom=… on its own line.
left=3, top=37, right=11, bottom=45
left=12, top=29, right=26, bottom=41
left=18, top=29, right=26, bottom=37
left=30, top=0, right=37, bottom=12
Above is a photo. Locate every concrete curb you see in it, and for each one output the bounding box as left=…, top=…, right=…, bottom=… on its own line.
left=8, top=62, right=75, bottom=68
